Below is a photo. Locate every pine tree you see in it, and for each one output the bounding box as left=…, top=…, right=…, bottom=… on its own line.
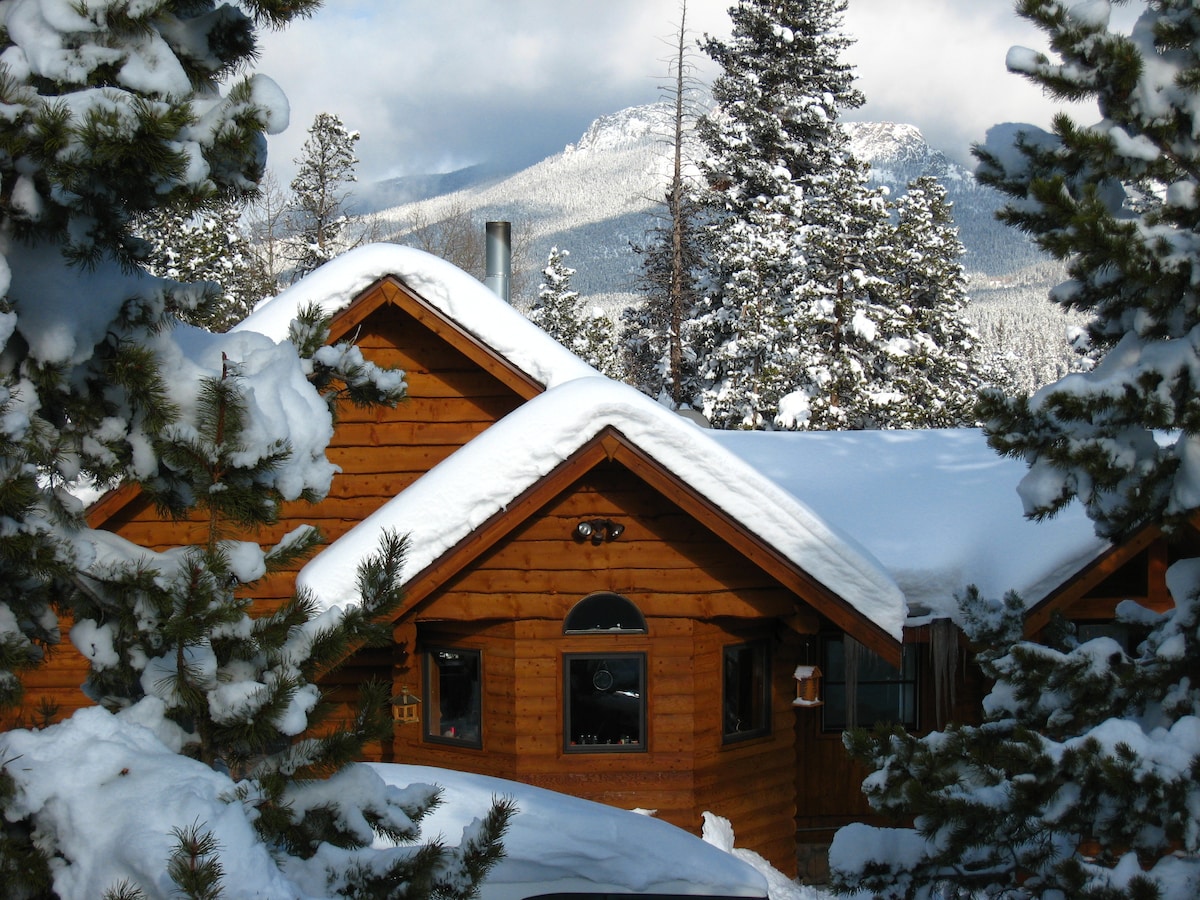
left=0, top=3, right=507, bottom=894
left=528, top=247, right=582, bottom=344
left=832, top=2, right=1200, bottom=896
left=528, top=247, right=619, bottom=377
left=73, top=361, right=511, bottom=896
left=693, top=0, right=896, bottom=429
left=286, top=112, right=361, bottom=280
left=867, top=177, right=983, bottom=428
left=772, top=185, right=901, bottom=430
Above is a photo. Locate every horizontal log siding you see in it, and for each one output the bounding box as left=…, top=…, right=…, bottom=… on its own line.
left=514, top=617, right=700, bottom=830
left=384, top=621, right=521, bottom=779
left=423, top=461, right=801, bottom=622
left=691, top=621, right=803, bottom=876
left=13, top=300, right=524, bottom=725
left=398, top=462, right=804, bottom=871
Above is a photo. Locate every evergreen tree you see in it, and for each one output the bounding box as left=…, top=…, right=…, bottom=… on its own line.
left=528, top=247, right=582, bottom=344
left=867, top=177, right=983, bottom=428
left=771, top=186, right=902, bottom=430
left=0, top=2, right=508, bottom=894
left=140, top=195, right=277, bottom=331
left=832, top=2, right=1200, bottom=896
left=73, top=361, right=511, bottom=897
left=528, top=247, right=619, bottom=377
left=693, top=0, right=896, bottom=429
left=286, top=112, right=361, bottom=279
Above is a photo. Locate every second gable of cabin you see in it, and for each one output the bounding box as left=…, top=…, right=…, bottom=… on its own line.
left=92, top=278, right=532, bottom=611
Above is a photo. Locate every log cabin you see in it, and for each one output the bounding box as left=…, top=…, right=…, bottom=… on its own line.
left=10, top=245, right=1189, bottom=880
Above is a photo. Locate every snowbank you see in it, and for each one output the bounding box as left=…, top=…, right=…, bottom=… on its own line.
left=371, top=764, right=769, bottom=900
left=0, top=705, right=772, bottom=900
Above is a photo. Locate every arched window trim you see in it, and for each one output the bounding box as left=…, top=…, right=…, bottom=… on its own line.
left=563, top=591, right=647, bottom=635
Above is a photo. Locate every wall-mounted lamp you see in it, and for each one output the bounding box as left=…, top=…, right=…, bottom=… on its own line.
left=574, top=518, right=625, bottom=545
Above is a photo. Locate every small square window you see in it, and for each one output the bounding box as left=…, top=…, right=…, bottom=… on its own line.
left=564, top=654, right=645, bottom=752
left=424, top=647, right=482, bottom=748
left=1076, top=621, right=1136, bottom=654
left=723, top=641, right=770, bottom=742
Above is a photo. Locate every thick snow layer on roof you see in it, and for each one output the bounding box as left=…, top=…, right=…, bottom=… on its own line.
left=298, top=377, right=907, bottom=639
left=369, top=764, right=768, bottom=900
left=236, top=243, right=599, bottom=389
left=707, top=428, right=1108, bottom=621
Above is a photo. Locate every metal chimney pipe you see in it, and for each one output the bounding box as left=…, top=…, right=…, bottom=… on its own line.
left=484, top=221, right=511, bottom=304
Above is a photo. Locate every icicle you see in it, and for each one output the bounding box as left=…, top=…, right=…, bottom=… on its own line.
left=930, top=618, right=959, bottom=728
left=844, top=635, right=860, bottom=730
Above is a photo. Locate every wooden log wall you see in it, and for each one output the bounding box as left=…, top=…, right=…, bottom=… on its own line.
left=8, top=296, right=525, bottom=727
left=693, top=620, right=806, bottom=873
left=376, top=459, right=807, bottom=875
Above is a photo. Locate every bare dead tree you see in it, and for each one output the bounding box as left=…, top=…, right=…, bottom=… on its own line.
left=624, top=0, right=706, bottom=404
left=403, top=198, right=534, bottom=305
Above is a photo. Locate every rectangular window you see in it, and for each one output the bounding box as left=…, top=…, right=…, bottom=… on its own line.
left=723, top=641, right=770, bottom=742
left=821, top=636, right=917, bottom=732
left=564, top=653, right=645, bottom=752
left=424, top=647, right=482, bottom=748
left=1076, top=621, right=1136, bottom=654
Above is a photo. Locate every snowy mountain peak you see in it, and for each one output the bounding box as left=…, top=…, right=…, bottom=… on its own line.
left=847, top=121, right=961, bottom=185
left=564, top=103, right=671, bottom=156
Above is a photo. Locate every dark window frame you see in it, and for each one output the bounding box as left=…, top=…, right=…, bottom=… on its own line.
left=423, top=645, right=483, bottom=749
left=820, top=635, right=918, bottom=733
left=563, top=652, right=647, bottom=753
left=722, top=640, right=771, bottom=743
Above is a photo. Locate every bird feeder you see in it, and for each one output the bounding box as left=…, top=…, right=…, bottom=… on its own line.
left=391, top=686, right=421, bottom=725
left=792, top=665, right=823, bottom=707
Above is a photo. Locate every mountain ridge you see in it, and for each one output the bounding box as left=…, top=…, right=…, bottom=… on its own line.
left=366, top=103, right=1077, bottom=394
left=369, top=104, right=1048, bottom=304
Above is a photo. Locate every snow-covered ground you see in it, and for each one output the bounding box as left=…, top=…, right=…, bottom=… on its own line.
left=0, top=702, right=835, bottom=899
left=371, top=764, right=836, bottom=900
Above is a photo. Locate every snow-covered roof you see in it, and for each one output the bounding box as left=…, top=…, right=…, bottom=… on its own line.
left=243, top=247, right=1107, bottom=639
left=707, top=428, right=1109, bottom=622
left=236, top=243, right=600, bottom=390
left=297, top=377, right=908, bottom=640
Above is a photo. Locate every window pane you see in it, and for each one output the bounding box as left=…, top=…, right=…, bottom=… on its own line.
left=820, top=637, right=917, bottom=732
left=1077, top=622, right=1134, bottom=653
left=425, top=648, right=482, bottom=747
left=563, top=592, right=647, bottom=633
left=723, top=641, right=770, bottom=741
left=565, top=654, right=644, bottom=751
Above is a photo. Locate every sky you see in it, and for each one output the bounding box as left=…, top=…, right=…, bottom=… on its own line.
left=255, top=0, right=1123, bottom=187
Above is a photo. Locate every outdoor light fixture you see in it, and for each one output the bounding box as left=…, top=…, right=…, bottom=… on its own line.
left=574, top=518, right=625, bottom=545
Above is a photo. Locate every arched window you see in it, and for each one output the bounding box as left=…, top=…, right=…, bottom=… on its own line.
left=563, top=592, right=647, bottom=634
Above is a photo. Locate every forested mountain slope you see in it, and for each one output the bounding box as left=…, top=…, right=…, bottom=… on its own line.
left=368, top=105, right=1079, bottom=393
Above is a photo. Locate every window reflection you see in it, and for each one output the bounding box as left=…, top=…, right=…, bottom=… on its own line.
left=723, top=641, right=770, bottom=741
left=564, top=654, right=645, bottom=751
left=425, top=647, right=482, bottom=748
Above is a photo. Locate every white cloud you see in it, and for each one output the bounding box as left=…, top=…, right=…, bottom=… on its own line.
left=255, top=0, right=1127, bottom=183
